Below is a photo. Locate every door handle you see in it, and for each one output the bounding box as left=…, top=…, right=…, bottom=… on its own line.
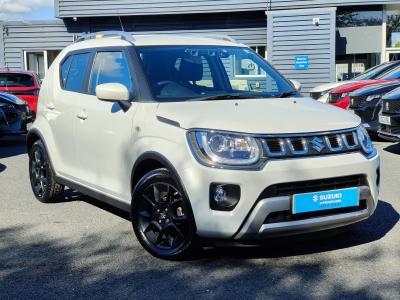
left=46, top=103, right=55, bottom=110
left=76, top=112, right=88, bottom=120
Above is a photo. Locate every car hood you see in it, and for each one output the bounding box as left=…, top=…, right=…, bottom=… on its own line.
left=351, top=81, right=400, bottom=97
left=382, top=87, right=400, bottom=100
left=330, top=80, right=390, bottom=94
left=310, top=81, right=356, bottom=93
left=156, top=98, right=360, bottom=134
left=0, top=92, right=26, bottom=106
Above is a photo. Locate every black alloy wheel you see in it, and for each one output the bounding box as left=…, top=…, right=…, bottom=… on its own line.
left=29, top=140, right=64, bottom=203
left=132, top=168, right=197, bottom=259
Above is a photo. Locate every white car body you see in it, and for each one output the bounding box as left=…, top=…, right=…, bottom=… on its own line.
left=310, top=81, right=357, bottom=103
left=28, top=33, right=380, bottom=257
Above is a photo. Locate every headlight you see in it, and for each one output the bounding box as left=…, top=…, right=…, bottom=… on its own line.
left=187, top=130, right=262, bottom=168
left=357, top=126, right=377, bottom=158
left=366, top=94, right=383, bottom=102
left=320, top=89, right=330, bottom=97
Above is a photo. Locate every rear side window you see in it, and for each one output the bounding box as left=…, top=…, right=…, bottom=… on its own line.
left=64, top=53, right=91, bottom=93
left=88, top=51, right=133, bottom=95
left=60, top=55, right=73, bottom=88
left=0, top=73, right=34, bottom=87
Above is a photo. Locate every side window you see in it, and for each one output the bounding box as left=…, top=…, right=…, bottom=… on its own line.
left=65, top=53, right=91, bottom=93
left=89, top=51, right=133, bottom=95
left=60, top=55, right=73, bottom=88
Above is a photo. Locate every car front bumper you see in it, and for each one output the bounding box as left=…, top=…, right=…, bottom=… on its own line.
left=180, top=152, right=380, bottom=240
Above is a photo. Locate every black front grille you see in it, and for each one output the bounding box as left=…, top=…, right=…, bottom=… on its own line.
left=350, top=96, right=367, bottom=108
left=260, top=130, right=360, bottom=158
left=380, top=124, right=400, bottom=135
left=328, top=93, right=342, bottom=103
left=344, top=132, right=356, bottom=146
left=382, top=99, right=400, bottom=114
left=310, top=92, right=322, bottom=100
left=259, top=175, right=367, bottom=199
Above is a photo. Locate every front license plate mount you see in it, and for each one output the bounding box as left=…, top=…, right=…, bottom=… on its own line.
left=292, top=187, right=360, bottom=215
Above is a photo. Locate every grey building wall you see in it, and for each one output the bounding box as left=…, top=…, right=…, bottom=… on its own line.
left=0, top=23, right=5, bottom=68
left=267, top=8, right=336, bottom=93
left=1, top=13, right=267, bottom=68
left=1, top=20, right=82, bottom=69
left=270, top=0, right=400, bottom=10
left=56, top=0, right=267, bottom=18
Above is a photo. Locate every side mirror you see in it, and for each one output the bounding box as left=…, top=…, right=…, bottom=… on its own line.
left=289, top=79, right=302, bottom=92
left=96, top=83, right=130, bottom=102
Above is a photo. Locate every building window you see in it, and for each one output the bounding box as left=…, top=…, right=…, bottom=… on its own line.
left=336, top=6, right=383, bottom=27
left=250, top=46, right=267, bottom=58
left=387, top=5, right=400, bottom=48
left=24, top=50, right=61, bottom=80
left=336, top=54, right=380, bottom=81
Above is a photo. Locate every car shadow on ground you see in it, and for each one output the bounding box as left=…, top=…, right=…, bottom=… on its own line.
left=59, top=190, right=399, bottom=260
left=0, top=135, right=27, bottom=159
left=0, top=163, right=6, bottom=173
left=0, top=201, right=399, bottom=299
left=383, top=142, right=400, bottom=155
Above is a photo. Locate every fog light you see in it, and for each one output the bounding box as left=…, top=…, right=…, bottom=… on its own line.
left=210, top=183, right=240, bottom=211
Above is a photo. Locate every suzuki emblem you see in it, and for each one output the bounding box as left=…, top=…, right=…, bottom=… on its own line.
left=311, top=137, right=325, bottom=152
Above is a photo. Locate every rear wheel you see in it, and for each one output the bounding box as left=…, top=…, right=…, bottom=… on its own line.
left=131, top=168, right=198, bottom=260
left=29, top=140, right=64, bottom=203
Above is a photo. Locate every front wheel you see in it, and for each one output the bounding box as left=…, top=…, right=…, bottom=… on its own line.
left=29, top=140, right=64, bottom=203
left=131, top=168, right=198, bottom=260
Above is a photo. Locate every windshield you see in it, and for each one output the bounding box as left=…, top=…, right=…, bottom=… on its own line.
left=137, top=46, right=296, bottom=102
left=0, top=73, right=35, bottom=88
left=354, top=63, right=396, bottom=80
left=377, top=65, right=400, bottom=80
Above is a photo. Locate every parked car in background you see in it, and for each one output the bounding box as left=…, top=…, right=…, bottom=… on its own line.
left=378, top=87, right=400, bottom=141
left=0, top=70, right=40, bottom=117
left=328, top=64, right=400, bottom=109
left=27, top=31, right=379, bottom=260
left=0, top=92, right=32, bottom=136
left=309, top=61, right=400, bottom=102
left=349, top=81, right=400, bottom=134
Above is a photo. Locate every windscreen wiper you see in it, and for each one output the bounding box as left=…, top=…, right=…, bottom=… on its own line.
left=276, top=90, right=298, bottom=98
left=192, top=93, right=264, bottom=101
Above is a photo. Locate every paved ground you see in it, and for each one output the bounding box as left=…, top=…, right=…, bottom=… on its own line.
left=0, top=135, right=399, bottom=300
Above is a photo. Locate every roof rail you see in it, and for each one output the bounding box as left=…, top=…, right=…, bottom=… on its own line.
left=188, top=34, right=237, bottom=43
left=75, top=31, right=135, bottom=44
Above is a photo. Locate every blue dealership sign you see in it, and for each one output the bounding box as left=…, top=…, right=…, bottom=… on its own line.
left=294, top=55, right=309, bottom=70
left=292, top=187, right=359, bottom=214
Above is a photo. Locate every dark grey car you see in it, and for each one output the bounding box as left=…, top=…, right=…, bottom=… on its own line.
left=0, top=92, right=32, bottom=136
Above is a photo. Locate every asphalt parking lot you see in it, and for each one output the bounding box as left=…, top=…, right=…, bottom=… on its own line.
left=0, top=135, right=399, bottom=300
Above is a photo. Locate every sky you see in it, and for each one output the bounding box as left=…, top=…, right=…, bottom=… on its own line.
left=0, top=0, right=55, bottom=21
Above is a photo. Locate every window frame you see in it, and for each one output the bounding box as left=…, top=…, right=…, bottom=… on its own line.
left=87, top=48, right=136, bottom=99
left=59, top=50, right=94, bottom=94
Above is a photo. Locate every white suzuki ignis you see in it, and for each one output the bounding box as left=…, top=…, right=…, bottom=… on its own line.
left=28, top=31, right=380, bottom=259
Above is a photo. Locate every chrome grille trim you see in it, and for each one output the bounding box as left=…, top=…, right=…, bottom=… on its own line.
left=259, top=129, right=361, bottom=158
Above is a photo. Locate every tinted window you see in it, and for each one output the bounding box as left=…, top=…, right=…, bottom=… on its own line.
left=0, top=73, right=34, bottom=87
left=60, top=55, right=73, bottom=88
left=65, top=53, right=91, bottom=93
left=354, top=63, right=398, bottom=80
left=89, top=51, right=133, bottom=95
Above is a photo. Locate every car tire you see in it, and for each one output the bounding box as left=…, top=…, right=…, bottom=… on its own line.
left=29, top=140, right=64, bottom=203
left=131, top=168, right=198, bottom=260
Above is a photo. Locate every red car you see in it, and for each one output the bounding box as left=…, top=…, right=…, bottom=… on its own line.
left=328, top=64, right=400, bottom=109
left=0, top=70, right=40, bottom=116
